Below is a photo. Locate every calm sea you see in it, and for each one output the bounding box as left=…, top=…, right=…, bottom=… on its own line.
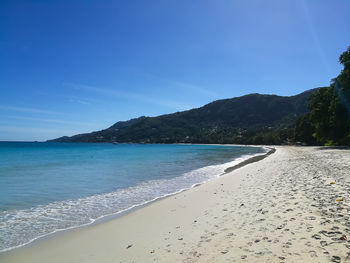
left=0, top=142, right=265, bottom=252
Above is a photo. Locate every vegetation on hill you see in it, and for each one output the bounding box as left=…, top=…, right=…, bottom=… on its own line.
left=50, top=47, right=350, bottom=146
left=50, top=90, right=315, bottom=145
left=295, top=47, right=350, bottom=146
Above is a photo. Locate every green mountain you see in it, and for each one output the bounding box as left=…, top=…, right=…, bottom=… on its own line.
left=49, top=89, right=316, bottom=144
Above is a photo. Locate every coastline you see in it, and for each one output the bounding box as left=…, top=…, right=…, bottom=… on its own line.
left=224, top=146, right=275, bottom=173
left=0, top=144, right=268, bottom=254
left=1, top=146, right=349, bottom=262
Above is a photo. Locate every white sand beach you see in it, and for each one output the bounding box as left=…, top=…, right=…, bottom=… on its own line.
left=1, top=146, right=350, bottom=262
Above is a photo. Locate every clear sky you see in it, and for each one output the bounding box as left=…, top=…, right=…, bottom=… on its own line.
left=1, top=0, right=350, bottom=141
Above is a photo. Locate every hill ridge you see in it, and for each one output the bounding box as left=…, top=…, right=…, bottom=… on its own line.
left=49, top=89, right=317, bottom=144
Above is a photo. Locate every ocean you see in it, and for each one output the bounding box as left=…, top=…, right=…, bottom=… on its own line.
left=0, top=142, right=265, bottom=252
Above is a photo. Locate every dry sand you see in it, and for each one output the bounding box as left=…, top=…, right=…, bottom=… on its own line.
left=1, top=146, right=350, bottom=262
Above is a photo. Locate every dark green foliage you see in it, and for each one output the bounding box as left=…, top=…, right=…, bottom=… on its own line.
left=49, top=90, right=315, bottom=145
left=295, top=46, right=350, bottom=146
left=308, top=87, right=334, bottom=143
left=294, top=113, right=316, bottom=145
left=339, top=47, right=350, bottom=101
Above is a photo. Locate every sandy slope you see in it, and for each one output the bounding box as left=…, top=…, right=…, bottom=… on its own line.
left=1, top=146, right=350, bottom=262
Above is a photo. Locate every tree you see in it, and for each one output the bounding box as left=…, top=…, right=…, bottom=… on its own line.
left=337, top=46, right=350, bottom=111
left=294, top=113, right=316, bottom=145
left=304, top=46, right=350, bottom=145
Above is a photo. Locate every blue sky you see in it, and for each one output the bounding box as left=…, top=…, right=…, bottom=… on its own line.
left=1, top=0, right=349, bottom=141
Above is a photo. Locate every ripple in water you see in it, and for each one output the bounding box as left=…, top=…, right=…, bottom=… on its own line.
left=0, top=151, right=265, bottom=252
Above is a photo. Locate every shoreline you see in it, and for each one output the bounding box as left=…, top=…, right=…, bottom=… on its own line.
left=224, top=146, right=275, bottom=173
left=0, top=145, right=269, bottom=254
left=1, top=146, right=349, bottom=262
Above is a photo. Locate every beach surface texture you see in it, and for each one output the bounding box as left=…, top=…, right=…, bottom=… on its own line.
left=1, top=146, right=350, bottom=262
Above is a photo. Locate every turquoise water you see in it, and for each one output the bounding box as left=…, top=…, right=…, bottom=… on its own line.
left=0, top=142, right=265, bottom=252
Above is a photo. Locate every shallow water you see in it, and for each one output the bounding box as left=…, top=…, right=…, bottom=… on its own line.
left=0, top=142, right=265, bottom=251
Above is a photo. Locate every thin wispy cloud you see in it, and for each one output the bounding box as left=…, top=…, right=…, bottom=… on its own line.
left=65, top=97, right=91, bottom=105
left=37, top=91, right=103, bottom=105
left=0, top=125, right=76, bottom=135
left=8, top=116, right=98, bottom=127
left=72, top=99, right=90, bottom=105
left=140, top=72, right=219, bottom=98
left=65, top=83, right=192, bottom=111
left=0, top=105, right=62, bottom=115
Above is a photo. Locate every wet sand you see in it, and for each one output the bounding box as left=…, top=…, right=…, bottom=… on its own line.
left=1, top=146, right=350, bottom=262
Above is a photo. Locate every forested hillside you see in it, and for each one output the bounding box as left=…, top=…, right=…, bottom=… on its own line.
left=51, top=46, right=350, bottom=146
left=50, top=89, right=315, bottom=144
left=295, top=46, right=350, bottom=146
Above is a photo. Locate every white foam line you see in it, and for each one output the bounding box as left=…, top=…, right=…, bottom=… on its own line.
left=0, top=148, right=269, bottom=253
left=0, top=187, right=190, bottom=253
